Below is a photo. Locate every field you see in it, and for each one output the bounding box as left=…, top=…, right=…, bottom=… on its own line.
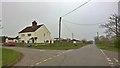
left=0, top=48, right=2, bottom=67
left=2, top=48, right=22, bottom=67
left=96, top=41, right=119, bottom=52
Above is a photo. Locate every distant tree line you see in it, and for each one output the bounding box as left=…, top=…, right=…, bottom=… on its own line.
left=0, top=36, right=6, bottom=43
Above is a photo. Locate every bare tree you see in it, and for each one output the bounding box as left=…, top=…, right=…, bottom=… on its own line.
left=101, top=14, right=120, bottom=38
left=100, top=14, right=120, bottom=48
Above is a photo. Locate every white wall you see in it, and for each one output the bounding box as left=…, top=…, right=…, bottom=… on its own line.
left=34, top=25, right=51, bottom=43
left=18, top=32, right=35, bottom=43
left=18, top=25, right=51, bottom=43
left=5, top=38, right=13, bottom=42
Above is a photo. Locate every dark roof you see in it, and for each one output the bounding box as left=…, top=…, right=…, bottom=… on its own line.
left=7, top=37, right=14, bottom=40
left=19, top=24, right=43, bottom=33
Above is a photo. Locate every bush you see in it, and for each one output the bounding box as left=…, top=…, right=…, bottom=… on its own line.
left=114, top=38, right=120, bottom=48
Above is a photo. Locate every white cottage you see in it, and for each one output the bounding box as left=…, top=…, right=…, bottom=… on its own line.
left=18, top=21, right=51, bottom=43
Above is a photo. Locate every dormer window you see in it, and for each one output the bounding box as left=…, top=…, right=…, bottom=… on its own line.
left=21, top=34, right=25, bottom=36
left=28, top=34, right=31, bottom=36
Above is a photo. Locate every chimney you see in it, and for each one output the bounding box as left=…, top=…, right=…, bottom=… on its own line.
left=32, top=20, right=37, bottom=26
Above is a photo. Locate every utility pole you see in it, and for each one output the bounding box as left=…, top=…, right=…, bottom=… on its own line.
left=59, top=17, right=62, bottom=42
left=115, top=16, right=118, bottom=38
left=72, top=33, right=74, bottom=40
left=97, top=32, right=99, bottom=40
left=0, top=19, right=3, bottom=29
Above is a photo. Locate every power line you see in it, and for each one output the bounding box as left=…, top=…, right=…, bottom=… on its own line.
left=62, top=21, right=80, bottom=39
left=62, top=21, right=73, bottom=34
left=62, top=19, right=102, bottom=26
left=62, top=21, right=72, bottom=38
left=50, top=20, right=59, bottom=33
left=51, top=22, right=58, bottom=30
left=61, top=0, right=91, bottom=17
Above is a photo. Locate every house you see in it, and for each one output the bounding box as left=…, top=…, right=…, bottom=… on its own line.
left=18, top=21, right=51, bottom=43
left=53, top=38, right=81, bottom=44
left=6, top=37, right=14, bottom=43
left=5, top=36, right=19, bottom=43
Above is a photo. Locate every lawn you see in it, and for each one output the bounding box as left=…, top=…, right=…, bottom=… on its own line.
left=0, top=48, right=2, bottom=68
left=16, top=43, right=87, bottom=50
left=96, top=42, right=119, bottom=52
left=2, top=48, right=22, bottom=67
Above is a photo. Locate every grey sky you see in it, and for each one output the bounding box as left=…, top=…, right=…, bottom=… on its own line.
left=0, top=2, right=2, bottom=35
left=2, top=1, right=118, bottom=40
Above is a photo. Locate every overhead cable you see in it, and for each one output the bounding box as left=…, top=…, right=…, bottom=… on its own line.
left=61, top=0, right=91, bottom=17
left=62, top=19, right=102, bottom=26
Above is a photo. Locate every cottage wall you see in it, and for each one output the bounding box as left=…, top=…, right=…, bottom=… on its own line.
left=18, top=32, right=35, bottom=43
left=18, top=24, right=51, bottom=43
left=34, top=25, right=51, bottom=43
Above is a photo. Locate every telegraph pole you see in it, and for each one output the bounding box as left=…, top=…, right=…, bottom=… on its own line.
left=59, top=17, right=62, bottom=42
left=115, top=16, right=118, bottom=38
left=72, top=33, right=74, bottom=40
left=97, top=32, right=99, bottom=40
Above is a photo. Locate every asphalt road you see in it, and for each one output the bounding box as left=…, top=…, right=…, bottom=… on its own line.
left=3, top=44, right=119, bottom=67
left=102, top=50, right=119, bottom=66
left=0, top=45, right=2, bottom=68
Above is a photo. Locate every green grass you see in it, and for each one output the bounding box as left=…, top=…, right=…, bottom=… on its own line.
left=16, top=43, right=87, bottom=50
left=0, top=48, right=2, bottom=68
left=96, top=42, right=119, bottom=52
left=2, top=48, right=22, bottom=66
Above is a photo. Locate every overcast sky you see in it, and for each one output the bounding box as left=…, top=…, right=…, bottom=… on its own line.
left=1, top=0, right=119, bottom=40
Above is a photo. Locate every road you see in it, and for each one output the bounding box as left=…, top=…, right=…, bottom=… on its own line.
left=4, top=44, right=119, bottom=67
left=0, top=45, right=2, bottom=68
left=102, top=50, right=119, bottom=66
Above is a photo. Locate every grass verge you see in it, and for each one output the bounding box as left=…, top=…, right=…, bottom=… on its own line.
left=96, top=43, right=119, bottom=52
left=0, top=48, right=2, bottom=68
left=16, top=43, right=88, bottom=50
left=2, top=48, right=23, bottom=67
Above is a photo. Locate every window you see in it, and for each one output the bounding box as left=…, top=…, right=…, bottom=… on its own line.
left=46, top=40, right=49, bottom=43
left=35, top=37, right=37, bottom=40
left=28, top=34, right=31, bottom=36
left=21, top=34, right=25, bottom=36
left=27, top=40, right=29, bottom=43
left=22, top=40, right=24, bottom=43
left=44, top=33, right=45, bottom=37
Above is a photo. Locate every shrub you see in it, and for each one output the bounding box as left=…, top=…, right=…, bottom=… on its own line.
left=114, top=38, right=120, bottom=48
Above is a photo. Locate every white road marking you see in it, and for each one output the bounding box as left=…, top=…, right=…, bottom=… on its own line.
left=62, top=52, right=65, bottom=53
left=110, top=65, right=115, bottom=68
left=113, top=58, right=119, bottom=63
left=107, top=58, right=112, bottom=62
left=100, top=49, right=115, bottom=67
left=38, top=62, right=42, bottom=64
left=64, top=50, right=73, bottom=53
left=30, top=64, right=34, bottom=66
left=109, top=62, right=114, bottom=65
left=39, top=50, right=45, bottom=51
left=56, top=54, right=59, bottom=56
left=100, top=49, right=107, bottom=58
left=48, top=57, right=52, bottom=60
left=31, top=49, right=74, bottom=66
left=35, top=62, right=40, bottom=65
left=67, top=49, right=73, bottom=52
left=43, top=59, right=47, bottom=62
